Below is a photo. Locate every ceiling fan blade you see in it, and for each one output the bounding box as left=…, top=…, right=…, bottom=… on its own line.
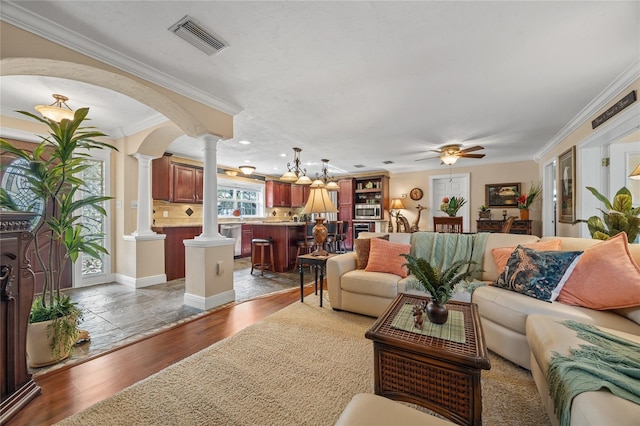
left=460, top=145, right=484, bottom=154
left=460, top=153, right=485, bottom=158
left=415, top=157, right=438, bottom=161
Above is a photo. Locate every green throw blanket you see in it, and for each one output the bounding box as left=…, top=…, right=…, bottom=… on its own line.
left=404, top=232, right=489, bottom=291
left=548, top=320, right=640, bottom=426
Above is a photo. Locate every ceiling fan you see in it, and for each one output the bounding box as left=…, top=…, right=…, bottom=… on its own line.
left=416, top=144, right=485, bottom=165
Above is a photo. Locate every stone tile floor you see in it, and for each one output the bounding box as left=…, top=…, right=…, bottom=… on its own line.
left=31, top=258, right=308, bottom=375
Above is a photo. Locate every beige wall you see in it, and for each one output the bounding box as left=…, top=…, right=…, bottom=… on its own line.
left=389, top=160, right=541, bottom=235
left=538, top=78, right=640, bottom=237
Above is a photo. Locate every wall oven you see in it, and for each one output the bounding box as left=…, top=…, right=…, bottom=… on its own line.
left=353, top=222, right=371, bottom=240
left=354, top=204, right=381, bottom=220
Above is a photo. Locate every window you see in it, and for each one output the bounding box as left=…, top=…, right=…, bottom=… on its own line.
left=217, top=178, right=264, bottom=218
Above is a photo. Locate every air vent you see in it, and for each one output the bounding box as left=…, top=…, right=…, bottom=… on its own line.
left=382, top=160, right=394, bottom=164
left=168, top=15, right=228, bottom=55
left=353, top=164, right=365, bottom=168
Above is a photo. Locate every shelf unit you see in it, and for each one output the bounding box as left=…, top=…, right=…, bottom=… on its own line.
left=354, top=175, right=389, bottom=219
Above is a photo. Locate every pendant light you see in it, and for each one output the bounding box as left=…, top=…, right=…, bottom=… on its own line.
left=35, top=94, right=75, bottom=122
left=281, top=147, right=311, bottom=185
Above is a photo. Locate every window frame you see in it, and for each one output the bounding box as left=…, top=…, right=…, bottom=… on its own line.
left=217, top=177, right=264, bottom=218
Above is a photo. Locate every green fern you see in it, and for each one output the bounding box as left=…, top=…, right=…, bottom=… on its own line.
left=402, top=254, right=479, bottom=304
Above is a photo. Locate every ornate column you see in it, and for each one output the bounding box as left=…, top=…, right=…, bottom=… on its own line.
left=131, top=153, right=156, bottom=237
left=196, top=134, right=224, bottom=240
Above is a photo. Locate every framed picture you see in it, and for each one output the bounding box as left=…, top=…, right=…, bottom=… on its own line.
left=558, top=147, right=576, bottom=223
left=485, top=183, right=521, bottom=207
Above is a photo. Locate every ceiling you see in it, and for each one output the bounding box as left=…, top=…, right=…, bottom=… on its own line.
left=1, top=1, right=639, bottom=179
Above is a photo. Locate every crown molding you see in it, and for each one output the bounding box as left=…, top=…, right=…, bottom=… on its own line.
left=1, top=2, right=243, bottom=116
left=534, top=57, right=640, bottom=161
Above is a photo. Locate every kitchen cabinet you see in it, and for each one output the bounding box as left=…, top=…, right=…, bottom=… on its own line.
left=291, top=184, right=311, bottom=208
left=265, top=181, right=291, bottom=208
left=172, top=164, right=204, bottom=204
left=152, top=154, right=203, bottom=204
left=241, top=224, right=253, bottom=257
left=338, top=178, right=354, bottom=250
left=152, top=226, right=202, bottom=280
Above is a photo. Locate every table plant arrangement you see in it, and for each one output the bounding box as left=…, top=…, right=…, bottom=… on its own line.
left=439, top=196, right=467, bottom=217
left=574, top=186, right=639, bottom=243
left=402, top=254, right=478, bottom=324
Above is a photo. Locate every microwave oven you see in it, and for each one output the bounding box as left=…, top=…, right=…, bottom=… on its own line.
left=355, top=204, right=381, bottom=219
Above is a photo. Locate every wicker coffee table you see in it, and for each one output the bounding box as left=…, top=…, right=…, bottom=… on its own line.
left=365, top=293, right=491, bottom=426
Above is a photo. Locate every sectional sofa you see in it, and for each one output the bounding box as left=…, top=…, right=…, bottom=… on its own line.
left=327, top=231, right=640, bottom=426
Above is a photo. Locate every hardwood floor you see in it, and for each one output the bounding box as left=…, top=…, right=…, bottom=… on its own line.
left=8, top=286, right=316, bottom=426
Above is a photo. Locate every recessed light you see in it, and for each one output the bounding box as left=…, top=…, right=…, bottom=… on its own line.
left=280, top=153, right=287, bottom=157
left=239, top=140, right=251, bottom=145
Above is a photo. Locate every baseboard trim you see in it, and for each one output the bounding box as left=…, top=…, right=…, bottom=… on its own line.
left=114, top=273, right=167, bottom=289
left=184, top=290, right=236, bottom=310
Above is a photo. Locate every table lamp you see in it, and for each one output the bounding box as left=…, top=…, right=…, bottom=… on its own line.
left=301, top=187, right=338, bottom=256
left=389, top=198, right=406, bottom=233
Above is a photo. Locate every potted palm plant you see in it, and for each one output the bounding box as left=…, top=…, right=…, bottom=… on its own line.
left=0, top=107, right=116, bottom=367
left=402, top=254, right=478, bottom=324
left=574, top=186, right=639, bottom=243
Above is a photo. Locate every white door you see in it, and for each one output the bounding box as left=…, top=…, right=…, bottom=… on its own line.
left=543, top=160, right=557, bottom=236
left=429, top=173, right=471, bottom=232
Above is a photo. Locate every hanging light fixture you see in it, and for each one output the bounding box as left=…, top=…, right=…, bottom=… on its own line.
left=35, top=94, right=75, bottom=122
left=314, top=159, right=339, bottom=191
left=239, top=165, right=255, bottom=175
left=280, top=147, right=311, bottom=185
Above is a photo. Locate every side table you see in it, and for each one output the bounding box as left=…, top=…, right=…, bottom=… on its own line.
left=298, top=253, right=337, bottom=307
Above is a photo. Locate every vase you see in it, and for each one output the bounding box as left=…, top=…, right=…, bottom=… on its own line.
left=426, top=300, right=449, bottom=324
left=519, top=209, right=529, bottom=220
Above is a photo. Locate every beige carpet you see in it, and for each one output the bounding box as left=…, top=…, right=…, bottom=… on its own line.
left=57, top=295, right=551, bottom=426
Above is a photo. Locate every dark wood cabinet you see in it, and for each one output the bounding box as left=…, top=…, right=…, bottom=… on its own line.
left=290, top=184, right=310, bottom=208
left=338, top=178, right=354, bottom=250
left=354, top=175, right=390, bottom=213
left=251, top=224, right=305, bottom=272
left=152, top=155, right=203, bottom=204
left=241, top=224, right=253, bottom=257
left=476, top=219, right=532, bottom=235
left=152, top=226, right=202, bottom=280
left=1, top=212, right=41, bottom=423
left=265, top=181, right=291, bottom=208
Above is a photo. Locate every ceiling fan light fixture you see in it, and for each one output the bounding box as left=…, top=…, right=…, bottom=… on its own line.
left=441, top=153, right=459, bottom=165
left=35, top=94, right=75, bottom=122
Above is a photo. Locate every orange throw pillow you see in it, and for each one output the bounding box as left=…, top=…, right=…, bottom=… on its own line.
left=492, top=239, right=562, bottom=274
left=365, top=238, right=411, bottom=278
left=557, top=233, right=640, bottom=310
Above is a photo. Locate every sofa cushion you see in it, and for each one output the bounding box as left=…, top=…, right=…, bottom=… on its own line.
left=341, top=270, right=400, bottom=298
left=481, top=233, right=540, bottom=281
left=493, top=246, right=582, bottom=302
left=354, top=235, right=389, bottom=269
left=492, top=238, right=562, bottom=274
left=365, top=238, right=411, bottom=278
left=557, top=233, right=640, bottom=310
left=472, top=286, right=640, bottom=337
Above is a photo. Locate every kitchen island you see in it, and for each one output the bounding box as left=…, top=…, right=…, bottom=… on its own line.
left=250, top=222, right=306, bottom=272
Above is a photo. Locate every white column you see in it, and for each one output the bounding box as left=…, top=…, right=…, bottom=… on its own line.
left=132, top=153, right=156, bottom=237
left=196, top=134, right=224, bottom=240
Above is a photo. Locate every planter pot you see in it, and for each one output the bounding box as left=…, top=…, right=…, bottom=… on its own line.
left=26, top=319, right=74, bottom=368
left=519, top=209, right=530, bottom=220
left=426, top=301, right=449, bottom=324
left=479, top=211, right=491, bottom=220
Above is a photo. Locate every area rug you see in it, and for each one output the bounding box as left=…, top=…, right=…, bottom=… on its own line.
left=57, top=295, right=551, bottom=426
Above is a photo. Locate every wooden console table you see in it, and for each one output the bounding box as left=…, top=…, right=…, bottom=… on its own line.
left=476, top=219, right=532, bottom=235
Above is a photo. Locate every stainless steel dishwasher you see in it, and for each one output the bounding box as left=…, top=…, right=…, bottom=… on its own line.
left=220, top=224, right=242, bottom=256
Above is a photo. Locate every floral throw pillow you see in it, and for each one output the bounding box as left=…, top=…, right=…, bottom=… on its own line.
left=494, top=246, right=582, bottom=302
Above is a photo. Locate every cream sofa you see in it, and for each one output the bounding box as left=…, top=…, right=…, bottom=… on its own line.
left=327, top=232, right=640, bottom=425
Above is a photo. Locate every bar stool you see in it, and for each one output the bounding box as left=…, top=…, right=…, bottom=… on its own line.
left=294, top=223, right=315, bottom=272
left=251, top=238, right=274, bottom=276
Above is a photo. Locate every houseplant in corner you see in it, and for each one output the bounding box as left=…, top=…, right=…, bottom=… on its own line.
left=401, top=254, right=478, bottom=324
left=574, top=186, right=639, bottom=243
left=515, top=181, right=542, bottom=220
left=0, top=107, right=116, bottom=367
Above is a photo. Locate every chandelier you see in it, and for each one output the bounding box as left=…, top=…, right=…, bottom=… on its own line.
left=280, top=147, right=311, bottom=185
left=311, top=159, right=339, bottom=191
left=35, top=94, right=75, bottom=122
